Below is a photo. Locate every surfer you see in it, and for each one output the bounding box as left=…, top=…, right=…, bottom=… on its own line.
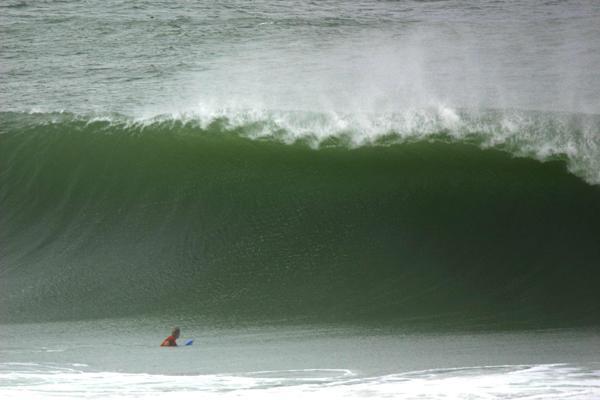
left=160, top=327, right=180, bottom=347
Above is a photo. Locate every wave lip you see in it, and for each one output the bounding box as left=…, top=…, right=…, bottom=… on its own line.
left=194, top=106, right=600, bottom=185
left=5, top=107, right=599, bottom=184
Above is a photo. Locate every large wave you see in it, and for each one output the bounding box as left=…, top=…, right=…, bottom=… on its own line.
left=1, top=110, right=600, bottom=328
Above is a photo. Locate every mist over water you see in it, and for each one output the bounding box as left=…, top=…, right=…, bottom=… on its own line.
left=2, top=0, right=600, bottom=115
left=3, top=1, right=600, bottom=184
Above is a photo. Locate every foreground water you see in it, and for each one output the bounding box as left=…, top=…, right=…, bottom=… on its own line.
left=1, top=320, right=599, bottom=399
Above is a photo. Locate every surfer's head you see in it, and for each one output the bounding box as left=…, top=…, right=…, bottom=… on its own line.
left=172, top=327, right=180, bottom=339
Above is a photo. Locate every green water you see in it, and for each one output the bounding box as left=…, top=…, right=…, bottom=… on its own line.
left=2, top=115, right=600, bottom=328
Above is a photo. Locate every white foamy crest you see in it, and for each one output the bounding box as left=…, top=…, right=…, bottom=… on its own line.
left=145, top=105, right=600, bottom=184
left=14, top=105, right=600, bottom=184
left=1, top=363, right=598, bottom=400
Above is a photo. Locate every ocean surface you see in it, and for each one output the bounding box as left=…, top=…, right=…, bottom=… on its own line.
left=1, top=0, right=600, bottom=398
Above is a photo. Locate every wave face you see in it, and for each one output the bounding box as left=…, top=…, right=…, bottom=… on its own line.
left=1, top=111, right=600, bottom=327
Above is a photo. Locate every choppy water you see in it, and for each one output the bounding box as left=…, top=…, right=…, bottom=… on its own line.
left=2, top=0, right=600, bottom=115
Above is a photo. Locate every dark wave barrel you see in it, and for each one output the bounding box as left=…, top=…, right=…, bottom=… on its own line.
left=2, top=113, right=600, bottom=329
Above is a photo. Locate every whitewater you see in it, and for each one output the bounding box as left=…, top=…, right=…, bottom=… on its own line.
left=2, top=0, right=600, bottom=399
